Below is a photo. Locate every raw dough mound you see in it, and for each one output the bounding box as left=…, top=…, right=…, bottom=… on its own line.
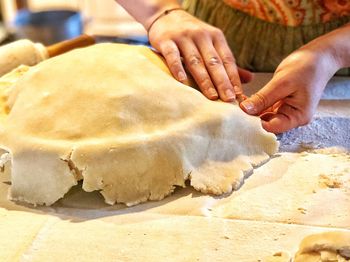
left=294, top=231, right=350, bottom=262
left=0, top=43, right=278, bottom=206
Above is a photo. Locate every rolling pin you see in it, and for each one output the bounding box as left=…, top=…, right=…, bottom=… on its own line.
left=0, top=34, right=95, bottom=77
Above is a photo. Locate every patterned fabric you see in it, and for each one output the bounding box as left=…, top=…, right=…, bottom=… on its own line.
left=183, top=0, right=350, bottom=75
left=223, top=0, right=350, bottom=26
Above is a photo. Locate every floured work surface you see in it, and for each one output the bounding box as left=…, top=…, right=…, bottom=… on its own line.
left=0, top=49, right=349, bottom=261
left=0, top=150, right=349, bottom=262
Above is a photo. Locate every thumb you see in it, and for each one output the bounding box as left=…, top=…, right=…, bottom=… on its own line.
left=240, top=77, right=292, bottom=115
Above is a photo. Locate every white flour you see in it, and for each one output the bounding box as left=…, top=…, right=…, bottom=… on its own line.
left=279, top=117, right=350, bottom=153
left=244, top=73, right=350, bottom=154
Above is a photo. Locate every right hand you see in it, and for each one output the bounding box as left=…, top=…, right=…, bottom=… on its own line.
left=148, top=9, right=253, bottom=102
left=240, top=49, right=336, bottom=133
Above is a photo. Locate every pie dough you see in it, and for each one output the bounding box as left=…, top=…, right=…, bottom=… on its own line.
left=294, top=232, right=350, bottom=262
left=0, top=65, right=29, bottom=124
left=0, top=43, right=278, bottom=206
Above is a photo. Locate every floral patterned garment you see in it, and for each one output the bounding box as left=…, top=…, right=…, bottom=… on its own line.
left=223, top=0, right=350, bottom=26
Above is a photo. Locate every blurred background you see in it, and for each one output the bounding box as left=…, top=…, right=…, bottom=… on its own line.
left=0, top=0, right=153, bottom=45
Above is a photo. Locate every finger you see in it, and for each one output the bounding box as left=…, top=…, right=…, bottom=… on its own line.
left=261, top=104, right=299, bottom=134
left=260, top=100, right=283, bottom=115
left=159, top=40, right=187, bottom=83
left=177, top=38, right=218, bottom=100
left=262, top=114, right=292, bottom=134
left=240, top=76, right=294, bottom=115
left=195, top=35, right=236, bottom=102
left=213, top=32, right=243, bottom=95
left=238, top=67, right=254, bottom=83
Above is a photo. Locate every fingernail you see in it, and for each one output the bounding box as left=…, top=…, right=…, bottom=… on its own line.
left=225, top=89, right=235, bottom=100
left=208, top=87, right=218, bottom=99
left=241, top=100, right=256, bottom=114
left=178, top=72, right=187, bottom=82
left=233, top=85, right=240, bottom=93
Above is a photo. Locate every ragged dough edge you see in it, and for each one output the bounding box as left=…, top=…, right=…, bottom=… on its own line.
left=294, top=231, right=350, bottom=262
left=190, top=153, right=271, bottom=194
left=0, top=109, right=278, bottom=206
left=0, top=109, right=277, bottom=207
left=0, top=44, right=279, bottom=206
left=5, top=149, right=78, bottom=206
left=0, top=66, right=75, bottom=206
left=0, top=67, right=80, bottom=206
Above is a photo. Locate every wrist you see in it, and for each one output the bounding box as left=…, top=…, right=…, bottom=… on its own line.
left=143, top=3, right=182, bottom=31
left=329, top=23, right=350, bottom=69
left=318, top=39, right=345, bottom=74
left=318, top=45, right=341, bottom=78
left=304, top=24, right=350, bottom=72
left=115, top=0, right=181, bottom=31
left=300, top=41, right=341, bottom=79
left=146, top=7, right=184, bottom=33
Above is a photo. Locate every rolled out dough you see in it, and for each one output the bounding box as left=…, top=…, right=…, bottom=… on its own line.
left=0, top=43, right=278, bottom=206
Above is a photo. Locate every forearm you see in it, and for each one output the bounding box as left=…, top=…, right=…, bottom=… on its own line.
left=115, top=0, right=181, bottom=30
left=302, top=23, right=350, bottom=71
left=331, top=23, right=350, bottom=68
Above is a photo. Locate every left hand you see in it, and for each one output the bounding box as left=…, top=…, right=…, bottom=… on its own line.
left=147, top=9, right=253, bottom=102
left=240, top=48, right=338, bottom=134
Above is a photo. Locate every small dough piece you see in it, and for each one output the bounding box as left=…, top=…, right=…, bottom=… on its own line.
left=0, top=43, right=278, bottom=206
left=262, top=251, right=291, bottom=262
left=294, top=231, right=350, bottom=262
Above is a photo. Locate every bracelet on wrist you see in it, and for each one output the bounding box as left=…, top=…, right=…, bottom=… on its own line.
left=147, top=7, right=183, bottom=36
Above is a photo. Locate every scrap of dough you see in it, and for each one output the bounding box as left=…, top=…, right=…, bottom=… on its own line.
left=294, top=231, right=350, bottom=262
left=0, top=43, right=278, bottom=206
left=262, top=251, right=291, bottom=262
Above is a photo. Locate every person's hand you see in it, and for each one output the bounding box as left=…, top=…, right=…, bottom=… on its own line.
left=148, top=9, right=253, bottom=102
left=240, top=48, right=338, bottom=134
